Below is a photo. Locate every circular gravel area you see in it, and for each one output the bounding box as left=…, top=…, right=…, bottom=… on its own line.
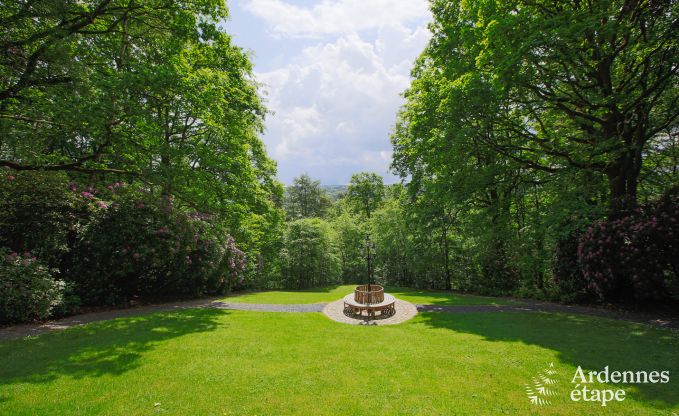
left=322, top=297, right=418, bottom=326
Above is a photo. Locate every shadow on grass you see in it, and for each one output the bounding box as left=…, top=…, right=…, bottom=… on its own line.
left=418, top=312, right=679, bottom=409
left=0, top=308, right=226, bottom=385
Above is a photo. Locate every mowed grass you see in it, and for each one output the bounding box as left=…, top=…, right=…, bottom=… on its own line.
left=221, top=284, right=516, bottom=305
left=0, top=309, right=677, bottom=415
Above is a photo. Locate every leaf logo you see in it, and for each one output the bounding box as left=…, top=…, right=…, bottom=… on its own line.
left=525, top=362, right=559, bottom=406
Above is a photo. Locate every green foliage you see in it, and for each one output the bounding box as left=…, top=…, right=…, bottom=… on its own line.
left=368, top=192, right=414, bottom=286
left=221, top=285, right=515, bottom=305
left=2, top=0, right=676, bottom=309
left=0, top=170, right=250, bottom=309
left=553, top=232, right=596, bottom=304
left=346, top=172, right=385, bottom=218
left=454, top=0, right=677, bottom=214
left=389, top=0, right=679, bottom=301
left=0, top=249, right=64, bottom=324
left=639, top=129, right=679, bottom=201
left=0, top=0, right=284, bottom=316
left=332, top=209, right=366, bottom=283
left=321, top=185, right=348, bottom=201
left=0, top=0, right=283, bottom=265
left=278, top=218, right=340, bottom=289
left=284, top=174, right=332, bottom=219
left=235, top=207, right=285, bottom=290
left=0, top=171, right=86, bottom=268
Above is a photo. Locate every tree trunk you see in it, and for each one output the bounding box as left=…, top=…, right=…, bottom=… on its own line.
left=606, top=147, right=642, bottom=217
left=441, top=225, right=452, bottom=291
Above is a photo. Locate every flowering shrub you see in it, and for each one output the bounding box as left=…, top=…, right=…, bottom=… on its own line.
left=0, top=249, right=65, bottom=323
left=577, top=189, right=679, bottom=303
left=69, top=194, right=247, bottom=305
left=224, top=235, right=247, bottom=286
left=0, top=171, right=249, bottom=312
left=0, top=171, right=86, bottom=268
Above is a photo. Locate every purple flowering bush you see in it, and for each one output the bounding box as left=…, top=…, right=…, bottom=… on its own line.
left=0, top=249, right=65, bottom=323
left=70, top=194, right=247, bottom=305
left=578, top=189, right=679, bottom=303
left=555, top=189, right=679, bottom=304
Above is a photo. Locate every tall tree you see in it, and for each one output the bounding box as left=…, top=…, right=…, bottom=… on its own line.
left=0, top=0, right=282, bottom=223
left=450, top=0, right=677, bottom=215
left=333, top=208, right=366, bottom=283
left=278, top=218, right=340, bottom=289
left=370, top=187, right=415, bottom=287
left=346, top=172, right=385, bottom=218
left=284, top=173, right=331, bottom=219
left=392, top=0, right=642, bottom=293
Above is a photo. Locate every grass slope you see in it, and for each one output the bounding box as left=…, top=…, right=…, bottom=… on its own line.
left=0, top=309, right=677, bottom=415
left=221, top=284, right=516, bottom=305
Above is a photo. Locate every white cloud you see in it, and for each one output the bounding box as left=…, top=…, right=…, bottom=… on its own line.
left=380, top=150, right=392, bottom=162
left=275, top=106, right=322, bottom=158
left=242, top=0, right=429, bottom=37
left=376, top=23, right=430, bottom=68
left=257, top=24, right=430, bottom=183
left=236, top=0, right=431, bottom=183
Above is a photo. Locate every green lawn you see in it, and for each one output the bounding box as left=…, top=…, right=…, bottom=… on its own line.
left=1, top=309, right=677, bottom=415
left=221, top=284, right=516, bottom=305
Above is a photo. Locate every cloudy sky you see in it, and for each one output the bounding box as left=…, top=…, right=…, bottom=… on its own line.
left=224, top=0, right=432, bottom=184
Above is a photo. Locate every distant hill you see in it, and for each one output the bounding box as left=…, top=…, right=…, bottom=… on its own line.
left=322, top=185, right=347, bottom=200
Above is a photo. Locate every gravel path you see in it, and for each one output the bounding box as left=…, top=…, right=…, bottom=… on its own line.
left=0, top=299, right=326, bottom=341
left=0, top=297, right=222, bottom=341
left=0, top=297, right=676, bottom=341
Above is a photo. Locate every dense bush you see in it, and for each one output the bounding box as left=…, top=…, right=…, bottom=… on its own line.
left=0, top=249, right=65, bottom=323
left=0, top=171, right=85, bottom=268
left=577, top=190, right=679, bottom=303
left=476, top=237, right=519, bottom=296
left=278, top=218, right=341, bottom=288
left=552, top=232, right=596, bottom=303
left=0, top=170, right=249, bottom=310
left=70, top=194, right=247, bottom=305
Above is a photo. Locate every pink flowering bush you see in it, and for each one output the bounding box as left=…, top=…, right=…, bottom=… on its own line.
left=575, top=189, right=679, bottom=303
left=0, top=170, right=249, bottom=310
left=224, top=236, right=247, bottom=285
left=0, top=249, right=65, bottom=323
